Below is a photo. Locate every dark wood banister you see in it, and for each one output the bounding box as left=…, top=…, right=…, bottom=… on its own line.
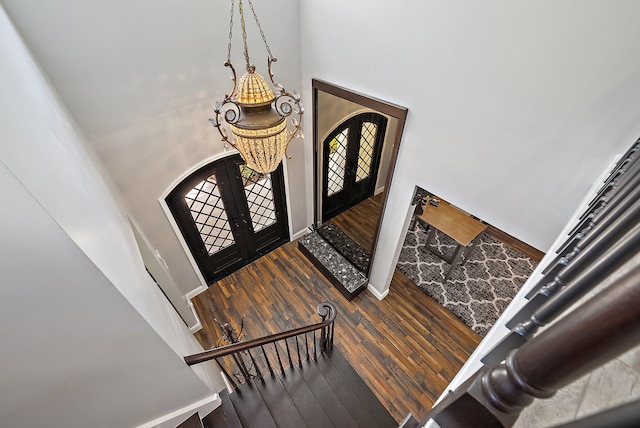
left=184, top=302, right=336, bottom=366
left=424, top=254, right=640, bottom=427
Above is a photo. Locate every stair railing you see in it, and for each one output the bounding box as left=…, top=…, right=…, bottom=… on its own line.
left=184, top=302, right=336, bottom=392
left=400, top=138, right=640, bottom=427
left=423, top=262, right=640, bottom=427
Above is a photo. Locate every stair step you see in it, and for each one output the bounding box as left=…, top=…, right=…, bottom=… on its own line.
left=229, top=383, right=277, bottom=428
left=254, top=374, right=307, bottom=428
left=327, top=347, right=397, bottom=427
left=314, top=352, right=382, bottom=428
left=204, top=348, right=394, bottom=428
left=202, top=390, right=241, bottom=428
left=277, top=365, right=334, bottom=428
left=295, top=358, right=359, bottom=428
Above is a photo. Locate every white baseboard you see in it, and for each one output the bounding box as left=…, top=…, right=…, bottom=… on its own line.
left=375, top=186, right=385, bottom=195
left=367, top=283, right=389, bottom=300
left=136, top=393, right=221, bottom=428
left=186, top=286, right=208, bottom=333
left=291, top=227, right=311, bottom=241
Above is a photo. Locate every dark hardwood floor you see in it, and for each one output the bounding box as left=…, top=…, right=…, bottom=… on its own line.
left=193, top=194, right=482, bottom=423
left=329, top=192, right=384, bottom=252
left=192, top=193, right=543, bottom=422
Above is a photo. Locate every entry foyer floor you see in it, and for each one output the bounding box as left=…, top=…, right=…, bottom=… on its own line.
left=192, top=225, right=482, bottom=422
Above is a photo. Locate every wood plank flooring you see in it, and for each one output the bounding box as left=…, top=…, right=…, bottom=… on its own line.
left=193, top=192, right=482, bottom=423
left=193, top=243, right=481, bottom=423
left=192, top=193, right=544, bottom=423
left=329, top=192, right=383, bottom=253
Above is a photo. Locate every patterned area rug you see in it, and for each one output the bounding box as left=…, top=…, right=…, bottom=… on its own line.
left=396, top=221, right=538, bottom=336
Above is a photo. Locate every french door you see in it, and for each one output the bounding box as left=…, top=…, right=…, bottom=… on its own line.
left=166, top=154, right=289, bottom=284
left=322, top=112, right=388, bottom=222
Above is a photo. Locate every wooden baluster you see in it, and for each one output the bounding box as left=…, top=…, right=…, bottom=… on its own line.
left=246, top=349, right=263, bottom=380
left=232, top=353, right=251, bottom=384
left=313, top=330, right=318, bottom=361
left=320, top=326, right=327, bottom=352
left=533, top=190, right=640, bottom=298
left=428, top=263, right=640, bottom=427
left=319, top=325, right=327, bottom=352
left=329, top=322, right=335, bottom=350
left=305, top=332, right=310, bottom=362
left=556, top=171, right=640, bottom=257
left=564, top=166, right=640, bottom=249
left=260, top=345, right=274, bottom=376
left=483, top=222, right=640, bottom=365
left=583, top=146, right=640, bottom=209
left=284, top=337, right=293, bottom=367
left=295, top=335, right=302, bottom=368
left=583, top=142, right=639, bottom=212
left=512, top=203, right=640, bottom=323
left=580, top=154, right=638, bottom=218
left=215, top=357, right=238, bottom=392
left=316, top=302, right=334, bottom=352
left=274, top=342, right=285, bottom=373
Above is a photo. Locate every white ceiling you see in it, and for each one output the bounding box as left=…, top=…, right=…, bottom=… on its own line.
left=1, top=0, right=277, bottom=141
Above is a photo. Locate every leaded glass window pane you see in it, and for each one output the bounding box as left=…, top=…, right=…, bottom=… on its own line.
left=240, top=165, right=277, bottom=232
left=356, top=122, right=378, bottom=182
left=327, top=129, right=348, bottom=195
left=184, top=175, right=235, bottom=254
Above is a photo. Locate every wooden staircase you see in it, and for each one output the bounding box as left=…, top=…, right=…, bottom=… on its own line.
left=202, top=348, right=396, bottom=428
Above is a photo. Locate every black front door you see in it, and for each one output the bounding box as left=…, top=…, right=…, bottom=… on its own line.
left=322, top=112, right=388, bottom=222
left=166, top=154, right=289, bottom=284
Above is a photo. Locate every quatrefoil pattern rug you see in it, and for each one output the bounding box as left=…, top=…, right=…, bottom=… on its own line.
left=396, top=222, right=538, bottom=337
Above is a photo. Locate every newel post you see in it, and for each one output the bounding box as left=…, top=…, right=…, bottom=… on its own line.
left=428, top=263, right=640, bottom=427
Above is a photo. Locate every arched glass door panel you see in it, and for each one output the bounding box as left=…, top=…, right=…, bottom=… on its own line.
left=167, top=154, right=289, bottom=284
left=321, top=112, right=387, bottom=222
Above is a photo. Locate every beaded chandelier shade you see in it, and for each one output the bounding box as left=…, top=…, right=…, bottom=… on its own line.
left=209, top=0, right=303, bottom=174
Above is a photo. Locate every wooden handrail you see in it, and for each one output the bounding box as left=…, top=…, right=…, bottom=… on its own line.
left=425, top=263, right=640, bottom=427
left=184, top=302, right=336, bottom=366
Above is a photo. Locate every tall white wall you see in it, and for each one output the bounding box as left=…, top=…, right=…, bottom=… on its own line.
left=300, top=0, right=640, bottom=296
left=0, top=5, right=222, bottom=426
left=2, top=0, right=304, bottom=316
left=85, top=0, right=304, bottom=298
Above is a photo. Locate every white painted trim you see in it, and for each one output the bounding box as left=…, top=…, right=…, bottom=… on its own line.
left=291, top=227, right=311, bottom=241
left=185, top=286, right=207, bottom=300
left=136, top=393, right=220, bottom=428
left=367, top=283, right=389, bottom=300
left=159, top=199, right=209, bottom=289
left=187, top=300, right=203, bottom=334
left=281, top=156, right=295, bottom=241
left=374, top=186, right=385, bottom=195
left=158, top=151, right=241, bottom=290
left=185, top=286, right=208, bottom=333
left=221, top=370, right=235, bottom=394
left=369, top=191, right=415, bottom=298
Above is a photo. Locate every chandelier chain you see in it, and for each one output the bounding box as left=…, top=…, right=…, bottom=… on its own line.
left=247, top=0, right=273, bottom=60
left=238, top=0, right=254, bottom=72
left=226, top=0, right=234, bottom=63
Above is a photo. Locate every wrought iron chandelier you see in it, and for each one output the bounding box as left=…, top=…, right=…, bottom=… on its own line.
left=209, top=0, right=304, bottom=174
